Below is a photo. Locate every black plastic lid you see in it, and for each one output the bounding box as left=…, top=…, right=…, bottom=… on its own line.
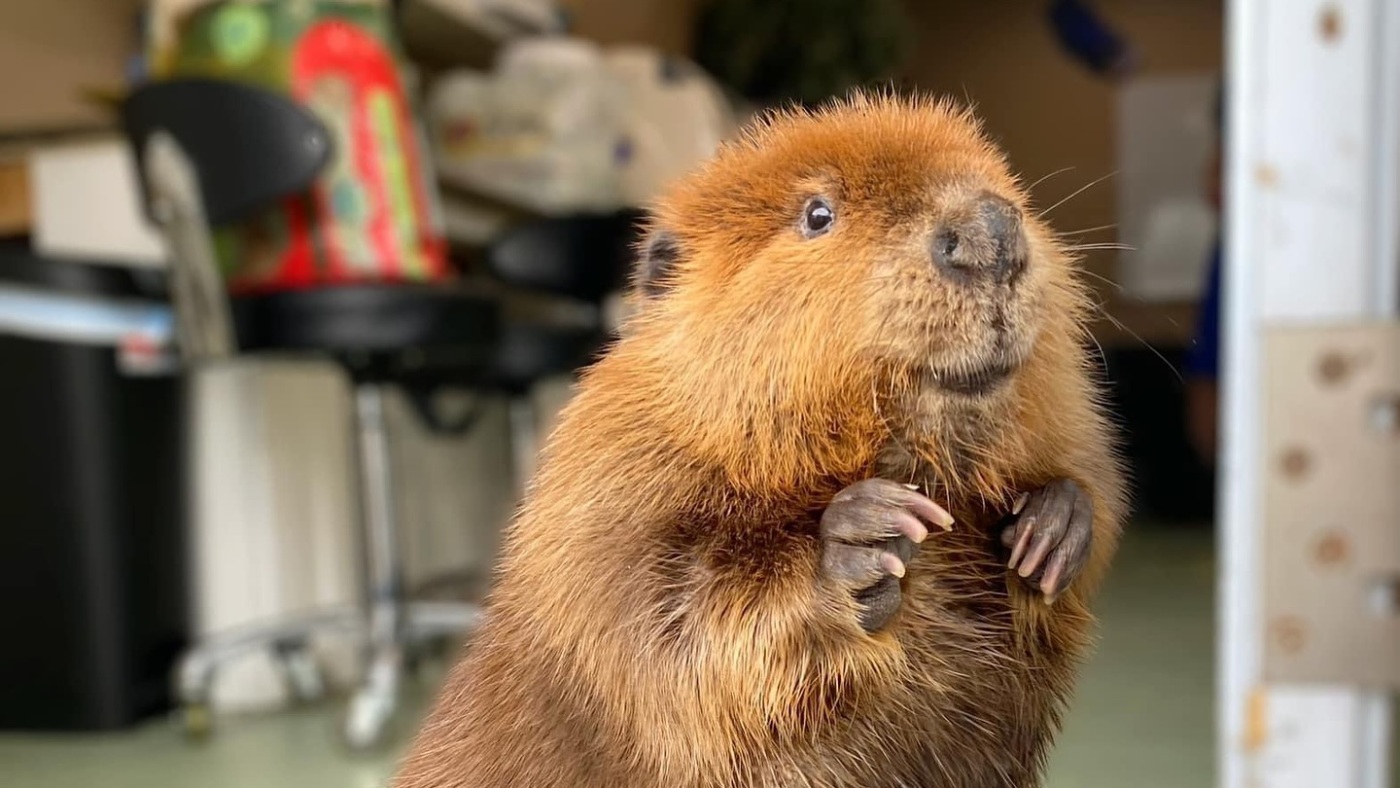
left=0, top=242, right=169, bottom=301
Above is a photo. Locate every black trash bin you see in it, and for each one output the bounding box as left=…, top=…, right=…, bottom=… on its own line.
left=0, top=244, right=188, bottom=731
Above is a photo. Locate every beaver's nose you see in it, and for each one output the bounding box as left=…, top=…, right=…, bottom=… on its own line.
left=931, top=193, right=1028, bottom=286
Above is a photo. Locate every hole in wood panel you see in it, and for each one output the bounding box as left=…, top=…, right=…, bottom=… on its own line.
left=1279, top=447, right=1311, bottom=480
left=1271, top=616, right=1308, bottom=654
left=1317, top=351, right=1349, bottom=385
left=1313, top=529, right=1350, bottom=567
left=1319, top=5, right=1343, bottom=42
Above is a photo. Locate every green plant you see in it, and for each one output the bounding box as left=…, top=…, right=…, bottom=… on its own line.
left=694, top=0, right=911, bottom=107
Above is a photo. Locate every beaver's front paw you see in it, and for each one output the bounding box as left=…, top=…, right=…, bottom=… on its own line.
left=1002, top=478, right=1093, bottom=603
left=820, top=479, right=954, bottom=633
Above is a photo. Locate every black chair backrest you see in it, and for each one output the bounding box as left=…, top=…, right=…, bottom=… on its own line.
left=122, top=78, right=333, bottom=226
left=484, top=209, right=646, bottom=303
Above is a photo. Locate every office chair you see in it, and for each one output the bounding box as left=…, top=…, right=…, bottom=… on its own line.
left=123, top=78, right=498, bottom=749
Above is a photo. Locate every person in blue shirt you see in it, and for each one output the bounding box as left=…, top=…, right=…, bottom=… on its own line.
left=1184, top=87, right=1224, bottom=466
left=1048, top=0, right=1139, bottom=79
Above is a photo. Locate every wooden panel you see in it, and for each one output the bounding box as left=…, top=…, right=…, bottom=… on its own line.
left=1261, top=323, right=1400, bottom=687
left=0, top=160, right=32, bottom=237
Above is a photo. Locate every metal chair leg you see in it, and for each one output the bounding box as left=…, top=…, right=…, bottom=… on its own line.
left=343, top=384, right=405, bottom=751
left=273, top=637, right=328, bottom=704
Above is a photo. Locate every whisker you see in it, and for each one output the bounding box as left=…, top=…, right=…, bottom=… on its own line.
left=1087, top=327, right=1109, bottom=375
left=1058, top=223, right=1118, bottom=237
left=1064, top=243, right=1136, bottom=252
left=1025, top=166, right=1076, bottom=193
left=1040, top=171, right=1118, bottom=217
left=1077, top=268, right=1126, bottom=293
left=1092, top=302, right=1183, bottom=383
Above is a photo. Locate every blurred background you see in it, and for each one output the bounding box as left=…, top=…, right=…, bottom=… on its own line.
left=0, top=1, right=1390, bottom=786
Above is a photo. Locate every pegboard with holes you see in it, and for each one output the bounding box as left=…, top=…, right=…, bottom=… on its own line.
left=1262, top=323, right=1400, bottom=686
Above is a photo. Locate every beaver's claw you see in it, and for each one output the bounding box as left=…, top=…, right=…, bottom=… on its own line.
left=1001, top=478, right=1093, bottom=603
left=819, top=479, right=953, bottom=632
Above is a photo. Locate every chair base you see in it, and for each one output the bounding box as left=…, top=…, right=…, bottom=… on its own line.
left=175, top=382, right=490, bottom=752
left=174, top=600, right=481, bottom=748
left=169, top=343, right=541, bottom=750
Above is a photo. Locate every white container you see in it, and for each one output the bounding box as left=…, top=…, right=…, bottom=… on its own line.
left=429, top=37, right=627, bottom=214
left=602, top=46, right=738, bottom=204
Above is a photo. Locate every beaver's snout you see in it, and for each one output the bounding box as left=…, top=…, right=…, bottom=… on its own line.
left=930, top=192, right=1028, bottom=287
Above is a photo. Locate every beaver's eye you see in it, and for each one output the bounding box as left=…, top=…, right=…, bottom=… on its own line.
left=939, top=232, right=959, bottom=257
left=800, top=197, right=835, bottom=239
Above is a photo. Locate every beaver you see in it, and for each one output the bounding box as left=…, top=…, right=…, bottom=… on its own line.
left=394, top=92, right=1127, bottom=788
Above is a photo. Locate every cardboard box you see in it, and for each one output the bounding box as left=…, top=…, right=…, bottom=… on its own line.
left=0, top=161, right=32, bottom=237
left=30, top=138, right=165, bottom=267
left=0, top=1, right=144, bottom=135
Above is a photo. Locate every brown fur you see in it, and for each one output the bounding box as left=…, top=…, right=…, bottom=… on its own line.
left=394, top=92, right=1127, bottom=788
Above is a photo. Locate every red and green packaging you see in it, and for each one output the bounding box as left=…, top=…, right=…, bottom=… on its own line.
left=154, top=0, right=449, bottom=293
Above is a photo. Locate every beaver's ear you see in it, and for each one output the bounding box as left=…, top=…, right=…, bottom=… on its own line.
left=634, top=229, right=681, bottom=298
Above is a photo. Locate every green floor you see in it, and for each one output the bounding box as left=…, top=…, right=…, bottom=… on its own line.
left=1046, top=523, right=1215, bottom=787
left=1, top=523, right=1215, bottom=788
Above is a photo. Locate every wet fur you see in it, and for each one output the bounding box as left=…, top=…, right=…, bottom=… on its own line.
left=394, top=92, right=1127, bottom=788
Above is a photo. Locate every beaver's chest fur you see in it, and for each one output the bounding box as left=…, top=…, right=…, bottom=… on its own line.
left=747, top=471, right=1089, bottom=788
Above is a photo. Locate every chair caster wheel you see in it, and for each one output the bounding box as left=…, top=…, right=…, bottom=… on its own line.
left=342, top=651, right=401, bottom=752
left=342, top=689, right=394, bottom=752
left=182, top=703, right=214, bottom=742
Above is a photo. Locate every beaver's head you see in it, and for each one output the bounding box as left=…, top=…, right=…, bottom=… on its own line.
left=616, top=92, right=1092, bottom=494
